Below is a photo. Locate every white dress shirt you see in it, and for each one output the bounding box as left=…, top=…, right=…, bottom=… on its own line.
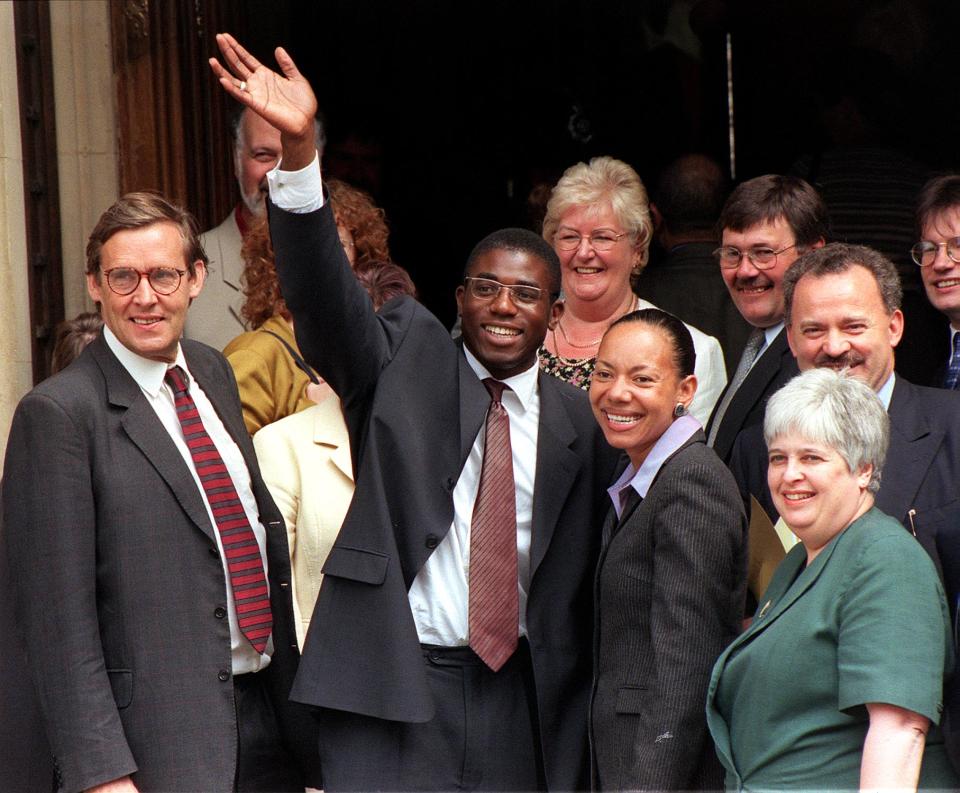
left=104, top=327, right=272, bottom=673
left=268, top=152, right=542, bottom=646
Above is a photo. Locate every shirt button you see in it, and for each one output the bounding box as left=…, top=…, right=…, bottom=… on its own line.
left=218, top=669, right=230, bottom=682
left=425, top=534, right=439, bottom=549
left=214, top=606, right=227, bottom=619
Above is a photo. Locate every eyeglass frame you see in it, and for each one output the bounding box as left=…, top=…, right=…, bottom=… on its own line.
left=553, top=229, right=632, bottom=252
left=910, top=238, right=960, bottom=267
left=713, top=243, right=798, bottom=270
left=102, top=266, right=190, bottom=296
left=462, top=276, right=553, bottom=306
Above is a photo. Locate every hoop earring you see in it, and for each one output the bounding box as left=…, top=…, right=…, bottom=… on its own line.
left=673, top=403, right=686, bottom=418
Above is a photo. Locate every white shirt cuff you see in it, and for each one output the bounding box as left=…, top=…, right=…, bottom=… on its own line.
left=266, top=152, right=325, bottom=213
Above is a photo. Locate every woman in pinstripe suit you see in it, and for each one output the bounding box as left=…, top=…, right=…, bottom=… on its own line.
left=588, top=308, right=748, bottom=790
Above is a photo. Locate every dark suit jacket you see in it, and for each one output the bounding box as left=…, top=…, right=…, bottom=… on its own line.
left=0, top=336, right=309, bottom=793
left=270, top=201, right=618, bottom=791
left=727, top=376, right=960, bottom=768
left=634, top=243, right=752, bottom=378
left=590, top=433, right=747, bottom=791
left=705, top=327, right=799, bottom=464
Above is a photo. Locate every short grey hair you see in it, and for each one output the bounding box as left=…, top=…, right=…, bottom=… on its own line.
left=231, top=106, right=327, bottom=157
left=763, top=368, right=889, bottom=493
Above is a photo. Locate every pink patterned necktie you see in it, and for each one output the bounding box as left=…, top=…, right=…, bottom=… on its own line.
left=468, top=378, right=518, bottom=671
left=165, top=365, right=273, bottom=653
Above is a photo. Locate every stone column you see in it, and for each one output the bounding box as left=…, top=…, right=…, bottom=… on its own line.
left=0, top=1, right=33, bottom=471
left=50, top=0, right=117, bottom=319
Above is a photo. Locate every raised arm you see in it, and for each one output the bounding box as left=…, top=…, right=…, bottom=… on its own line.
left=209, top=33, right=316, bottom=169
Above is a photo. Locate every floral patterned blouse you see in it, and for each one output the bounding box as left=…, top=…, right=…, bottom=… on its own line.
left=538, top=346, right=596, bottom=390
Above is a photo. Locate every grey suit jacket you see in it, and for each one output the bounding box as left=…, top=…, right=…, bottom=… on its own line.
left=185, top=210, right=247, bottom=350
left=270, top=200, right=619, bottom=791
left=591, top=433, right=747, bottom=791
left=1, top=335, right=307, bottom=792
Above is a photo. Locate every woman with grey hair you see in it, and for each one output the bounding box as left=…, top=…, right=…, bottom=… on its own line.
left=706, top=368, right=957, bottom=791
left=538, top=156, right=726, bottom=425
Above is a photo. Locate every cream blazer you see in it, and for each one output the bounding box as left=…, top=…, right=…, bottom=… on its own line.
left=253, top=394, right=354, bottom=647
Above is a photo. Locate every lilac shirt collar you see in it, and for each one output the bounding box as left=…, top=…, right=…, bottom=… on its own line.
left=606, top=414, right=701, bottom=519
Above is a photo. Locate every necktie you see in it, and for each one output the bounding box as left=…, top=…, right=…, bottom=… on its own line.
left=165, top=365, right=273, bottom=654
left=945, top=334, right=960, bottom=390
left=468, top=379, right=518, bottom=672
left=707, top=328, right=766, bottom=447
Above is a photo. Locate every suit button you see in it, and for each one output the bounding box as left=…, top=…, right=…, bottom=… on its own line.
left=208, top=547, right=219, bottom=557
left=445, top=477, right=455, bottom=490
left=218, top=669, right=230, bottom=682
left=214, top=606, right=227, bottom=619
left=425, top=534, right=439, bottom=549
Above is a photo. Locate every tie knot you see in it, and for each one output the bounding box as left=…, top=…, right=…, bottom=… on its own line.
left=483, top=378, right=509, bottom=403
left=165, top=365, right=189, bottom=397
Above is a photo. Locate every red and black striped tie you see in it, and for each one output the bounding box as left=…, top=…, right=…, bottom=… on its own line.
left=165, top=365, right=273, bottom=654
left=468, top=378, right=518, bottom=671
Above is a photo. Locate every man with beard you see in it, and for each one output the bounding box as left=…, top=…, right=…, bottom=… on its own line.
left=705, top=175, right=827, bottom=463
left=185, top=107, right=325, bottom=349
left=728, top=242, right=960, bottom=770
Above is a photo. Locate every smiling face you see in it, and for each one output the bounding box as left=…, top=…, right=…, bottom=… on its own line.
left=767, top=432, right=873, bottom=562
left=787, top=266, right=903, bottom=391
left=456, top=248, right=561, bottom=380
left=720, top=217, right=804, bottom=329
left=87, top=222, right=204, bottom=362
left=589, top=322, right=696, bottom=468
left=920, top=206, right=960, bottom=328
left=234, top=109, right=282, bottom=220
left=553, top=202, right=640, bottom=308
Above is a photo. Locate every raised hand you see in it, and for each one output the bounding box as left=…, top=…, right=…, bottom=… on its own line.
left=209, top=33, right=317, bottom=167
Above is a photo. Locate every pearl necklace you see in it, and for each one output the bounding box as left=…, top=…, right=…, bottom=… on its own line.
left=554, top=295, right=639, bottom=351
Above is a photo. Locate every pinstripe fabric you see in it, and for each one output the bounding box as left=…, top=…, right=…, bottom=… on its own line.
left=165, top=365, right=273, bottom=653
left=468, top=379, right=518, bottom=671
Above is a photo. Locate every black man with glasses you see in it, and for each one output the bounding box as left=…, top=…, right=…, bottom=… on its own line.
left=704, top=174, right=828, bottom=463
left=209, top=32, right=618, bottom=792
left=1, top=192, right=316, bottom=792
left=915, top=174, right=960, bottom=390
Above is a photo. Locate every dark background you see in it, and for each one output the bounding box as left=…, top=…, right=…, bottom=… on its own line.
left=229, top=0, right=960, bottom=331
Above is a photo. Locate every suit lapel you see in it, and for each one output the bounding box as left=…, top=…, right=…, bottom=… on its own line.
left=91, top=337, right=216, bottom=543
left=710, top=329, right=793, bottom=460
left=458, top=350, right=490, bottom=465
left=530, top=374, right=582, bottom=578
left=876, top=378, right=942, bottom=524
left=314, top=396, right=354, bottom=483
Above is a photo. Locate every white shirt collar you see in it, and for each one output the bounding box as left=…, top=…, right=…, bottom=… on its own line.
left=763, top=321, right=785, bottom=349
left=462, top=344, right=538, bottom=412
left=102, top=325, right=189, bottom=396
left=876, top=371, right=896, bottom=411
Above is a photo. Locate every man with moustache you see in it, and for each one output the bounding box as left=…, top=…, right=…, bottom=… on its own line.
left=913, top=174, right=960, bottom=389
left=210, top=33, right=617, bottom=792
left=728, top=242, right=960, bottom=768
left=705, top=175, right=828, bottom=463
left=185, top=107, right=325, bottom=349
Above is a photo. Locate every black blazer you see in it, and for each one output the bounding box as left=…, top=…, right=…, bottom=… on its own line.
left=705, top=327, right=799, bottom=463
left=270, top=201, right=618, bottom=791
left=590, top=433, right=748, bottom=790
left=1, top=336, right=309, bottom=792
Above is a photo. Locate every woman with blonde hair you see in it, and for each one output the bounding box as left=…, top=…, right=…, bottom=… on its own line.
left=540, top=156, right=726, bottom=424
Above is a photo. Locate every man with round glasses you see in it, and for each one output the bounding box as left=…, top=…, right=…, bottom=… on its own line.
left=2, top=192, right=315, bottom=791
left=915, top=174, right=960, bottom=389
left=704, top=174, right=828, bottom=463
